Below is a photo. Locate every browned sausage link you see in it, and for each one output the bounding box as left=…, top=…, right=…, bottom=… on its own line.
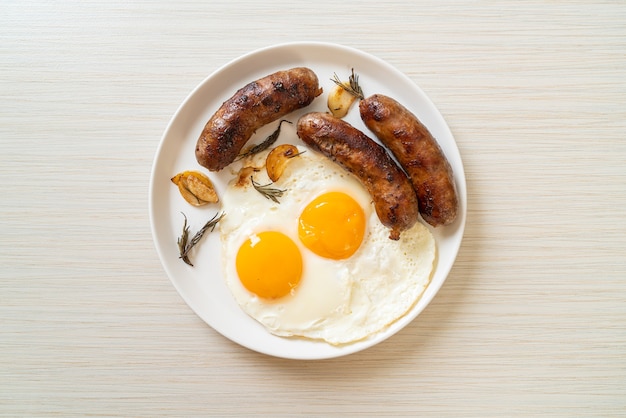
left=195, top=67, right=322, bottom=171
left=297, top=112, right=419, bottom=240
left=359, top=94, right=458, bottom=227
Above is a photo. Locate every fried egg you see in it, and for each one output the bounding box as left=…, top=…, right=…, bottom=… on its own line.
left=219, top=146, right=436, bottom=345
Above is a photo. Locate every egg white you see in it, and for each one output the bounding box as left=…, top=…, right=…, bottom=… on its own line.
left=219, top=147, right=436, bottom=345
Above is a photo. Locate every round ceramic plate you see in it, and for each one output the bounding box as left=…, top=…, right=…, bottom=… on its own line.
left=149, top=42, right=466, bottom=360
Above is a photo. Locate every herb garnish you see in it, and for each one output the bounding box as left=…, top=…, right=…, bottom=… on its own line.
left=251, top=177, right=285, bottom=204
left=235, top=119, right=292, bottom=161
left=331, top=68, right=364, bottom=100
left=178, top=211, right=225, bottom=266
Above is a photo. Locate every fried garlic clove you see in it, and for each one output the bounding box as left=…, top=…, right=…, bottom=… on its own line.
left=185, top=173, right=218, bottom=203
left=327, top=82, right=358, bottom=118
left=171, top=170, right=219, bottom=206
left=266, top=144, right=301, bottom=182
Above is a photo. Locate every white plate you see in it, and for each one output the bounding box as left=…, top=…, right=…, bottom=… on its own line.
left=149, top=42, right=466, bottom=360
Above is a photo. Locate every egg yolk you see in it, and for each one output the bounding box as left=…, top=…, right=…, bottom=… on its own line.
left=236, top=231, right=303, bottom=299
left=298, top=191, right=366, bottom=260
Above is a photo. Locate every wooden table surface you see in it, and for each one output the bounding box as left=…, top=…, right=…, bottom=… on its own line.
left=2, top=1, right=625, bottom=416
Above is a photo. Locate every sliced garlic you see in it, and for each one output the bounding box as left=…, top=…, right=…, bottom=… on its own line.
left=171, top=170, right=219, bottom=206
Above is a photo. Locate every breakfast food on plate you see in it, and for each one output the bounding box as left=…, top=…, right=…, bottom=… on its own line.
left=296, top=112, right=419, bottom=240
left=171, top=170, right=219, bottom=206
left=219, top=147, right=435, bottom=345
left=326, top=81, right=357, bottom=118
left=236, top=119, right=292, bottom=162
left=265, top=144, right=302, bottom=182
left=360, top=94, right=458, bottom=226
left=172, top=65, right=458, bottom=345
left=177, top=211, right=225, bottom=266
left=195, top=67, right=322, bottom=171
left=327, top=69, right=364, bottom=118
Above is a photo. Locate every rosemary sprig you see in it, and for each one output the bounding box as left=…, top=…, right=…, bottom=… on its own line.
left=235, top=119, right=292, bottom=161
left=251, top=176, right=285, bottom=204
left=178, top=211, right=225, bottom=266
left=331, top=68, right=364, bottom=100
left=177, top=213, right=192, bottom=265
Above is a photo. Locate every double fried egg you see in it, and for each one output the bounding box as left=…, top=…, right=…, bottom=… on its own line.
left=219, top=146, right=435, bottom=345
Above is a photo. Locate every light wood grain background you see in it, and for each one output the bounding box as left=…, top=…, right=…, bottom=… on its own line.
left=2, top=0, right=625, bottom=416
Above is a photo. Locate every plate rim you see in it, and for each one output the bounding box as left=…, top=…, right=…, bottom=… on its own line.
left=149, top=41, right=467, bottom=360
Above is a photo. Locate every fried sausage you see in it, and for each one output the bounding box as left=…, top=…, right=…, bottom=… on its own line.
left=195, top=67, right=322, bottom=171
left=297, top=112, right=419, bottom=240
left=360, top=94, right=458, bottom=227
